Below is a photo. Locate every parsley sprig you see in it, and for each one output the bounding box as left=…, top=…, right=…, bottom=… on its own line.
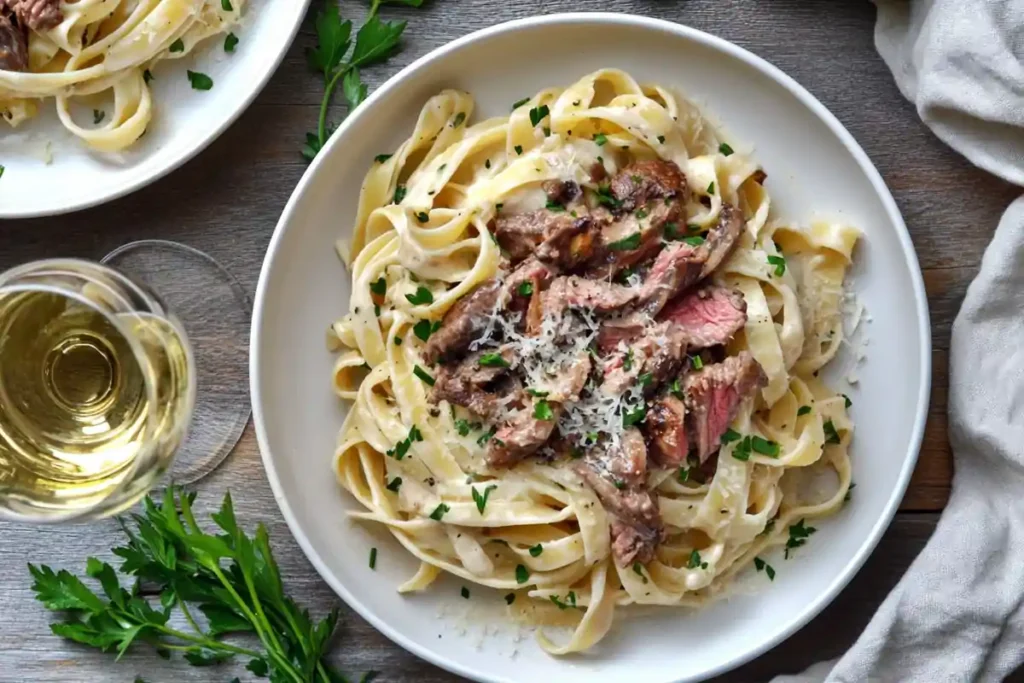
left=29, top=488, right=364, bottom=682
left=304, top=0, right=427, bottom=161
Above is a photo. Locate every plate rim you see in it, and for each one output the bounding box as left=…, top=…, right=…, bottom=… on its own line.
left=250, top=12, right=932, bottom=682
left=0, top=0, right=314, bottom=219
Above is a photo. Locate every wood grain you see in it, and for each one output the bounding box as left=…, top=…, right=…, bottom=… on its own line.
left=0, top=0, right=1009, bottom=680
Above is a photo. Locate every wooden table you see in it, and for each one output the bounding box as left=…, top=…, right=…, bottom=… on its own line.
left=0, top=1, right=1008, bottom=681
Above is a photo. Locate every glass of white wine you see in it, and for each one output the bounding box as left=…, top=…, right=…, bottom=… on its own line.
left=0, top=259, right=195, bottom=521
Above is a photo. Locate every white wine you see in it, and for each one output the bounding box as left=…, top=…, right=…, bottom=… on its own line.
left=0, top=261, right=194, bottom=520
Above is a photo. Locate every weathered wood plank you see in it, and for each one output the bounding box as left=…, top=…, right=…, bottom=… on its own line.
left=0, top=0, right=1005, bottom=679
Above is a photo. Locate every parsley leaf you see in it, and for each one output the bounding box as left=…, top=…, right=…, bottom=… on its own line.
left=750, top=436, right=780, bottom=457
left=224, top=32, right=239, bottom=53
left=511, top=97, right=530, bottom=110
left=515, top=564, right=529, bottom=584
left=632, top=562, right=649, bottom=584
left=169, top=38, right=185, bottom=53
left=608, top=232, right=641, bottom=251
left=753, top=556, right=775, bottom=580
left=405, top=285, right=433, bottom=305
left=797, top=405, right=812, bottom=416
left=528, top=105, right=550, bottom=127
left=767, top=254, right=787, bottom=276
left=517, top=281, right=534, bottom=296
left=413, top=319, right=440, bottom=341
left=186, top=71, right=213, bottom=91
left=720, top=428, right=742, bottom=444
left=342, top=68, right=369, bottom=110
left=785, top=519, right=817, bottom=559
left=479, top=353, right=510, bottom=368
left=593, top=133, right=608, bottom=146
left=719, top=142, right=734, bottom=156
left=428, top=503, right=450, bottom=521
left=472, top=485, right=498, bottom=514
left=528, top=544, right=543, bottom=557
left=413, top=365, right=434, bottom=386
left=533, top=400, right=554, bottom=421
left=622, top=404, right=647, bottom=428
left=370, top=277, right=387, bottom=296
left=823, top=419, right=841, bottom=444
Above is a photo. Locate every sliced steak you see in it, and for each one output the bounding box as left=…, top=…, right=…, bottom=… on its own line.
left=574, top=430, right=662, bottom=565
left=700, top=204, right=744, bottom=278
left=2, top=0, right=61, bottom=31
left=659, top=285, right=747, bottom=349
left=610, top=160, right=688, bottom=213
left=632, top=241, right=707, bottom=317
left=430, top=346, right=514, bottom=419
left=543, top=275, right=637, bottom=316
left=685, top=352, right=767, bottom=462
left=0, top=10, right=26, bottom=72
left=494, top=209, right=576, bottom=263
left=534, top=214, right=601, bottom=270
left=542, top=179, right=582, bottom=206
left=488, top=398, right=558, bottom=467
left=600, top=321, right=686, bottom=396
left=645, top=393, right=688, bottom=467
left=596, top=318, right=646, bottom=353
left=422, top=279, right=501, bottom=364
left=535, top=353, right=592, bottom=403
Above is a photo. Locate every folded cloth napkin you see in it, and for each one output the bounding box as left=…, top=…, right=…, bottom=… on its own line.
left=775, top=1, right=1024, bottom=681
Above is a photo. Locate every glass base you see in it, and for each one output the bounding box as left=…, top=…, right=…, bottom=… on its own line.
left=102, top=240, right=251, bottom=485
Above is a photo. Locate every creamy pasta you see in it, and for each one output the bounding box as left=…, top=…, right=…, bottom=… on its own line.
left=0, top=0, right=241, bottom=152
left=328, top=69, right=859, bottom=654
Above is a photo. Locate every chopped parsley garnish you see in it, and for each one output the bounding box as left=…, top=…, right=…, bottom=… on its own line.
left=593, top=133, right=608, bottom=146
left=732, top=436, right=753, bottom=461
left=687, top=549, right=707, bottom=569
left=452, top=112, right=466, bottom=128
left=525, top=388, right=548, bottom=398
left=370, top=277, right=387, bottom=295
left=613, top=480, right=626, bottom=490
left=544, top=199, right=565, bottom=212
left=632, top=562, right=649, bottom=584
left=415, top=211, right=429, bottom=223
left=690, top=355, right=704, bottom=370
left=663, top=223, right=681, bottom=241
left=375, top=153, right=392, bottom=163
left=682, top=236, right=705, bottom=246
left=405, top=285, right=433, bottom=305
left=413, top=365, right=435, bottom=386
left=639, top=372, right=653, bottom=387
left=533, top=400, right=554, bottom=421
left=721, top=428, right=742, bottom=444
left=784, top=519, right=817, bottom=558
left=753, top=556, right=775, bottom=580
left=222, top=0, right=233, bottom=10
left=428, top=503, right=450, bottom=521
left=93, top=110, right=105, bottom=125
left=751, top=436, right=780, bottom=457
left=707, top=181, right=715, bottom=194
left=595, top=184, right=622, bottom=209
left=635, top=208, right=649, bottom=219
left=515, top=564, right=529, bottom=584
left=608, top=232, right=642, bottom=251
left=143, top=69, right=153, bottom=83
left=386, top=477, right=402, bottom=492
left=513, top=144, right=523, bottom=155
left=797, top=405, right=812, bottom=416
left=479, top=353, right=510, bottom=368
left=767, top=254, right=787, bottom=276
left=670, top=378, right=685, bottom=399
left=842, top=394, right=852, bottom=409
left=677, top=467, right=690, bottom=482
left=460, top=586, right=470, bottom=599
left=224, top=32, right=239, bottom=53
left=528, top=544, right=543, bottom=557
left=823, top=419, right=841, bottom=444
left=511, top=97, right=530, bottom=110
left=505, top=593, right=516, bottom=605
left=528, top=105, right=550, bottom=127
left=517, top=282, right=534, bottom=296
left=369, top=547, right=377, bottom=569
left=169, top=38, right=185, bottom=53
left=657, top=135, right=666, bottom=143
left=455, top=419, right=472, bottom=436
left=623, top=349, right=634, bottom=371
left=187, top=71, right=213, bottom=91
left=472, top=484, right=497, bottom=514
left=719, top=142, right=734, bottom=156
left=477, top=427, right=497, bottom=446
left=373, top=305, right=381, bottom=317
left=622, top=404, right=647, bottom=428
left=550, top=592, right=577, bottom=610
left=845, top=482, right=856, bottom=502
left=413, top=319, right=441, bottom=342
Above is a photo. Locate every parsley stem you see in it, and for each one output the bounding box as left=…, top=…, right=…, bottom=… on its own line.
left=150, top=623, right=261, bottom=658
left=176, top=597, right=203, bottom=636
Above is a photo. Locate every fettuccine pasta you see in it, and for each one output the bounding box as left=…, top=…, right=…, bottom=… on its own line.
left=0, top=0, right=242, bottom=152
left=328, top=69, right=859, bottom=654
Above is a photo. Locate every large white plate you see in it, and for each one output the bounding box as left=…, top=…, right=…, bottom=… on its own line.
left=0, top=1, right=310, bottom=218
left=251, top=13, right=930, bottom=683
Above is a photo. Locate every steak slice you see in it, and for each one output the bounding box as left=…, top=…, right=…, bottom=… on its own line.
left=0, top=9, right=26, bottom=71
left=633, top=241, right=707, bottom=317
left=700, top=204, right=744, bottom=278
left=596, top=318, right=647, bottom=353
left=685, top=352, right=767, bottom=462
left=422, top=279, right=501, bottom=364
left=645, top=393, right=688, bottom=467
left=543, top=275, right=637, bottom=316
left=574, top=429, right=662, bottom=565
left=600, top=321, right=686, bottom=396
left=610, top=160, right=688, bottom=213
left=494, top=209, right=577, bottom=263
left=659, top=286, right=747, bottom=350
left=430, top=346, right=514, bottom=419
left=2, top=0, right=61, bottom=31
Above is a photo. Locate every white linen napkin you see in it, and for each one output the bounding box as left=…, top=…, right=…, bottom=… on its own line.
left=774, top=1, right=1024, bottom=681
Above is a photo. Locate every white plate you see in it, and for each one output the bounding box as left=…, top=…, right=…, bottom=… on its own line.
left=0, top=1, right=310, bottom=218
left=251, top=13, right=930, bottom=683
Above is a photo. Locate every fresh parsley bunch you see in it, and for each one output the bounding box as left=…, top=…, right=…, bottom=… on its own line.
left=29, top=488, right=365, bottom=683
left=303, top=0, right=427, bottom=161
